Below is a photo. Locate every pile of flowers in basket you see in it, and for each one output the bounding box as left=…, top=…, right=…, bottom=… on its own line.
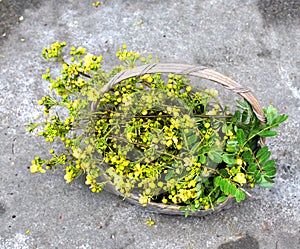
left=28, top=42, right=287, bottom=216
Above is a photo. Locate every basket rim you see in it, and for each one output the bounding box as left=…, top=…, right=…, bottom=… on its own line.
left=96, top=63, right=266, bottom=125
left=101, top=174, right=235, bottom=217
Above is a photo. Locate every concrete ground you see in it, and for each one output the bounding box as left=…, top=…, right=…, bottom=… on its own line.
left=0, top=0, right=299, bottom=248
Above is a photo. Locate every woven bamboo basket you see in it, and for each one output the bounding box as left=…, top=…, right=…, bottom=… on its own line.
left=93, top=63, right=266, bottom=216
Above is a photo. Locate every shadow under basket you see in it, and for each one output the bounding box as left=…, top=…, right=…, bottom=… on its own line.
left=93, top=63, right=266, bottom=217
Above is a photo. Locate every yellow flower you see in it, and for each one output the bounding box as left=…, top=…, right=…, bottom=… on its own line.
left=139, top=196, right=149, bottom=206
left=172, top=137, right=178, bottom=145
left=92, top=1, right=101, bottom=7
left=64, top=172, right=73, bottom=183
left=162, top=197, right=168, bottom=204
left=176, top=144, right=182, bottom=150
left=188, top=180, right=196, bottom=188
left=233, top=173, right=247, bottom=184
left=226, top=130, right=233, bottom=136
left=166, top=139, right=173, bottom=147
left=186, top=86, right=192, bottom=92
left=157, top=182, right=164, bottom=188
left=83, top=53, right=94, bottom=68
left=204, top=123, right=210, bottom=129
left=204, top=134, right=210, bottom=140
left=149, top=182, right=156, bottom=189
left=236, top=158, right=243, bottom=166
left=146, top=219, right=155, bottom=226
left=77, top=47, right=86, bottom=55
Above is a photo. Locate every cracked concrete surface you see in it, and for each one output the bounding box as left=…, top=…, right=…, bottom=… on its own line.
left=0, top=0, right=299, bottom=248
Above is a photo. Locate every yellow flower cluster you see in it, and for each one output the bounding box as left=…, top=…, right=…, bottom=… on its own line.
left=42, top=41, right=66, bottom=61
left=165, top=74, right=191, bottom=98
left=116, top=45, right=140, bottom=67
left=169, top=186, right=197, bottom=204
left=200, top=122, right=213, bottom=140
left=140, top=74, right=154, bottom=83
left=83, top=53, right=103, bottom=72
left=64, top=165, right=78, bottom=183
left=70, top=46, right=86, bottom=56
left=146, top=219, right=155, bottom=226
left=30, top=157, right=46, bottom=173
left=85, top=174, right=103, bottom=193
left=38, top=115, right=71, bottom=143
left=92, top=1, right=101, bottom=7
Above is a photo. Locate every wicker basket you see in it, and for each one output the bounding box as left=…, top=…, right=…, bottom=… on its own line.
left=93, top=63, right=266, bottom=216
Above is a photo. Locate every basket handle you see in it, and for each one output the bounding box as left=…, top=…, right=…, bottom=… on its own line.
left=98, top=63, right=266, bottom=124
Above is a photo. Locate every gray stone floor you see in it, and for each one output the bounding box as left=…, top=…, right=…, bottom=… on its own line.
left=0, top=0, right=299, bottom=248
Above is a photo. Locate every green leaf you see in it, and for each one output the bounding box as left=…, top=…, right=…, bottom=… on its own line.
left=248, top=163, right=257, bottom=173
left=226, top=145, right=237, bottom=153
left=208, top=151, right=222, bottom=163
left=207, top=146, right=223, bottom=163
left=214, top=176, right=222, bottom=187
left=256, top=146, right=268, bottom=158
left=242, top=109, right=248, bottom=123
left=220, top=179, right=234, bottom=195
left=190, top=204, right=196, bottom=212
left=219, top=168, right=230, bottom=178
left=222, top=153, right=236, bottom=166
left=257, top=175, right=273, bottom=188
left=263, top=160, right=276, bottom=176
left=236, top=128, right=246, bottom=146
left=226, top=139, right=239, bottom=153
left=217, top=196, right=227, bottom=203
left=187, top=134, right=199, bottom=146
left=235, top=189, right=245, bottom=202
left=265, top=105, right=278, bottom=125
left=228, top=182, right=237, bottom=196
left=237, top=99, right=250, bottom=109
left=262, top=159, right=275, bottom=170
left=233, top=110, right=241, bottom=122
left=254, top=171, right=262, bottom=182
left=199, top=154, right=206, bottom=164
left=259, top=130, right=277, bottom=137
left=162, top=155, right=171, bottom=161
left=222, top=124, right=227, bottom=134
left=242, top=150, right=254, bottom=164
left=196, top=182, right=202, bottom=191
left=220, top=179, right=226, bottom=193
left=165, top=170, right=174, bottom=181
left=263, top=175, right=275, bottom=183
left=248, top=128, right=262, bottom=140
left=227, top=139, right=239, bottom=146
left=275, top=114, right=288, bottom=124
left=190, top=142, right=200, bottom=154
left=185, top=209, right=190, bottom=217
left=265, top=168, right=276, bottom=176
left=223, top=185, right=230, bottom=195
left=258, top=151, right=271, bottom=165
